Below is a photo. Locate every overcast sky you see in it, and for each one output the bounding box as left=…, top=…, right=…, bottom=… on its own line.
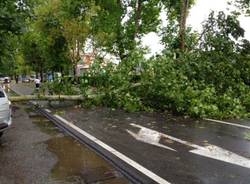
left=142, top=0, right=250, bottom=56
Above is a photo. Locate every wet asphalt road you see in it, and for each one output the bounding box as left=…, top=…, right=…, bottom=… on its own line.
left=59, top=107, right=250, bottom=184
left=0, top=104, right=57, bottom=184
left=0, top=103, right=129, bottom=184
left=8, top=83, right=250, bottom=184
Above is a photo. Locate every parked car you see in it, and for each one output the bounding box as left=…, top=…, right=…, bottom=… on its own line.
left=0, top=86, right=11, bottom=137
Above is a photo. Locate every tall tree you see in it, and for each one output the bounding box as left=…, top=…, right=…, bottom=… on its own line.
left=0, top=0, right=27, bottom=67
left=60, top=0, right=98, bottom=75
left=20, top=0, right=70, bottom=79
left=161, top=0, right=195, bottom=51
left=179, top=0, right=190, bottom=50
left=91, top=0, right=161, bottom=61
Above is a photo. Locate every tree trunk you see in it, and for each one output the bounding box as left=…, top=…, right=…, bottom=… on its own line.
left=134, top=0, right=143, bottom=39
left=179, top=0, right=189, bottom=51
left=52, top=71, right=55, bottom=81
left=116, top=0, right=126, bottom=61
left=73, top=64, right=77, bottom=77
left=40, top=69, right=43, bottom=82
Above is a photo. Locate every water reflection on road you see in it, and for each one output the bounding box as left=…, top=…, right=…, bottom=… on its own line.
left=30, top=110, right=129, bottom=184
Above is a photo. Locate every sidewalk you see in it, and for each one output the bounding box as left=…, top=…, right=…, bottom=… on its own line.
left=10, top=83, right=34, bottom=95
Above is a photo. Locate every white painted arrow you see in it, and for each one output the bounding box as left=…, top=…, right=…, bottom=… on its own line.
left=127, top=129, right=176, bottom=152
left=129, top=123, right=250, bottom=169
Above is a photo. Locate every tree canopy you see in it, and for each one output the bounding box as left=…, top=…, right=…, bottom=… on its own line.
left=0, top=0, right=26, bottom=65
left=0, top=0, right=249, bottom=118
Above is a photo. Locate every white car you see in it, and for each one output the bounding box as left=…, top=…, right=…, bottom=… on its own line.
left=0, top=86, right=11, bottom=137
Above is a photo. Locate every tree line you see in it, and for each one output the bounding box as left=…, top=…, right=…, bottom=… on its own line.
left=0, top=0, right=201, bottom=76
left=0, top=0, right=249, bottom=118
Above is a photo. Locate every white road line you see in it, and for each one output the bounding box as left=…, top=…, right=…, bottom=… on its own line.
left=130, top=123, right=250, bottom=169
left=204, top=118, right=250, bottom=130
left=45, top=109, right=51, bottom=113
left=54, top=115, right=171, bottom=184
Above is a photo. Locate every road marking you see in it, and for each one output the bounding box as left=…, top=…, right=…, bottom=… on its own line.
left=127, top=129, right=176, bottom=151
left=130, top=123, right=250, bottom=169
left=204, top=118, right=250, bottom=130
left=54, top=115, right=171, bottom=184
left=45, top=109, right=51, bottom=113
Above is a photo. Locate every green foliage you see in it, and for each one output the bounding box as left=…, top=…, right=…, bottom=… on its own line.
left=200, top=11, right=245, bottom=51
left=79, top=11, right=250, bottom=119
left=80, top=49, right=249, bottom=118
left=0, top=0, right=28, bottom=72
left=162, top=0, right=196, bottom=20
left=45, top=78, right=79, bottom=95
left=1, top=0, right=250, bottom=120
left=92, top=0, right=161, bottom=60
left=161, top=20, right=199, bottom=52
left=20, top=0, right=71, bottom=77
left=230, top=0, right=250, bottom=15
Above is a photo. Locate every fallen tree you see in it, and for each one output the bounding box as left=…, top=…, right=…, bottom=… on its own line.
left=9, top=95, right=85, bottom=102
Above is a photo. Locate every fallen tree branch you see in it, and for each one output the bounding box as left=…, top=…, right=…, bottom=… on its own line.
left=9, top=95, right=85, bottom=102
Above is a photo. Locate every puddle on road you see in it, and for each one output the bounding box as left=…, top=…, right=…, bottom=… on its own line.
left=47, top=137, right=128, bottom=184
left=32, top=116, right=59, bottom=136
left=30, top=113, right=129, bottom=184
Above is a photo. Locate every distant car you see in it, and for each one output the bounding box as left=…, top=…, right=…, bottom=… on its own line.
left=3, top=77, right=11, bottom=84
left=22, top=77, right=30, bottom=83
left=0, top=86, right=11, bottom=137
